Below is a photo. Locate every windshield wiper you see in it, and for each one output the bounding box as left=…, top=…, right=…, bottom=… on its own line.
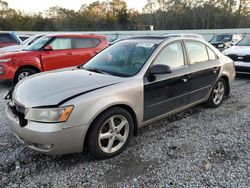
left=81, top=67, right=110, bottom=75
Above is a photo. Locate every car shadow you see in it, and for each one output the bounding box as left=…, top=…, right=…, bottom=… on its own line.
left=236, top=74, right=250, bottom=80
left=0, top=81, right=13, bottom=90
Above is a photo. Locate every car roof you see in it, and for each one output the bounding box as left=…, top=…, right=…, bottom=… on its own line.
left=111, top=34, right=206, bottom=45
left=164, top=33, right=205, bottom=40
left=110, top=35, right=172, bottom=44
left=164, top=33, right=201, bottom=36
left=46, top=33, right=106, bottom=39
left=213, top=34, right=233, bottom=36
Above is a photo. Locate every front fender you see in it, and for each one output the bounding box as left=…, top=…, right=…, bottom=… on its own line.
left=62, top=79, right=143, bottom=129
left=13, top=54, right=42, bottom=71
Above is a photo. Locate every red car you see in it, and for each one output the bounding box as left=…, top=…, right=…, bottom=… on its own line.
left=0, top=34, right=108, bottom=83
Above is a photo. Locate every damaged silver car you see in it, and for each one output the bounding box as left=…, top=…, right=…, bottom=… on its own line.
left=5, top=36, right=235, bottom=159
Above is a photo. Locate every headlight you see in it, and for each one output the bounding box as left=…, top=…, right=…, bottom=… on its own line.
left=25, top=106, right=74, bottom=123
left=218, top=44, right=224, bottom=48
left=222, top=50, right=227, bottom=55
left=0, top=58, right=12, bottom=63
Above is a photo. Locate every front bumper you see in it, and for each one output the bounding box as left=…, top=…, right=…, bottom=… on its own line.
left=6, top=104, right=88, bottom=155
left=234, top=61, right=250, bottom=75
left=0, top=62, right=16, bottom=80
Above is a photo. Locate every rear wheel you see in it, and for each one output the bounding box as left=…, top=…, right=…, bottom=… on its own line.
left=206, top=78, right=226, bottom=108
left=86, top=107, right=134, bottom=159
left=14, top=68, right=38, bottom=83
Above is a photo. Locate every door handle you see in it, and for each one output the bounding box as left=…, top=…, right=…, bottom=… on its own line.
left=182, top=78, right=188, bottom=83
left=213, top=67, right=220, bottom=73
left=182, top=74, right=191, bottom=83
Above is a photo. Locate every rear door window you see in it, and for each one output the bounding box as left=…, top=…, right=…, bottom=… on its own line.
left=72, top=38, right=101, bottom=49
left=185, top=41, right=209, bottom=64
left=207, top=47, right=217, bottom=60
left=92, top=38, right=101, bottom=46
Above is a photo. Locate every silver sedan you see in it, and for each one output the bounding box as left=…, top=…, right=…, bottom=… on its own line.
left=5, top=36, right=235, bottom=159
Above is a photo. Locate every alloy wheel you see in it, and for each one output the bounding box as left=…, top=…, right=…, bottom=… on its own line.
left=18, top=72, right=30, bottom=81
left=213, top=81, right=225, bottom=105
left=98, top=115, right=129, bottom=154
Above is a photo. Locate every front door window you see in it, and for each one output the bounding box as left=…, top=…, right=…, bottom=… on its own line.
left=49, top=38, right=72, bottom=50
left=154, top=42, right=185, bottom=69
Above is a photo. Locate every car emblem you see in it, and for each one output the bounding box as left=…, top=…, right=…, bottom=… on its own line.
left=237, top=56, right=244, bottom=60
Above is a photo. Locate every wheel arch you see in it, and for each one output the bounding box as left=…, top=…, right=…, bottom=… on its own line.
left=84, top=104, right=139, bottom=148
left=14, top=65, right=41, bottom=80
left=219, top=75, right=230, bottom=97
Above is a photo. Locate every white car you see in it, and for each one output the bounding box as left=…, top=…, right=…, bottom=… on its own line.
left=223, top=36, right=250, bottom=74
left=18, top=34, right=31, bottom=42
left=0, top=34, right=44, bottom=54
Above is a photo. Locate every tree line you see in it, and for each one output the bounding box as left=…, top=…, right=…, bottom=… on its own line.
left=0, top=0, right=249, bottom=31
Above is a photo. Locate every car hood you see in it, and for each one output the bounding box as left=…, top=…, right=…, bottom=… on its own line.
left=0, top=50, right=38, bottom=58
left=224, top=46, right=250, bottom=55
left=13, top=68, right=124, bottom=107
left=0, top=45, right=24, bottom=54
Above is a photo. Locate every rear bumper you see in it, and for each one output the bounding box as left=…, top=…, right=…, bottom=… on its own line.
left=6, top=105, right=88, bottom=155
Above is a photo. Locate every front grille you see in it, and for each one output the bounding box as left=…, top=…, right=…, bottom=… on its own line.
left=235, top=66, right=250, bottom=73
left=8, top=103, right=27, bottom=127
left=227, top=54, right=250, bottom=63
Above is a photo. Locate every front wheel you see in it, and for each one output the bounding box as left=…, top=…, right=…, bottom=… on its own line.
left=86, top=107, right=134, bottom=159
left=206, top=78, right=226, bottom=108
left=14, top=68, right=38, bottom=83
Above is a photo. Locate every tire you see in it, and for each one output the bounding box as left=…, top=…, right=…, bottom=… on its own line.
left=14, top=68, right=38, bottom=83
left=206, top=78, right=226, bottom=108
left=86, top=107, right=134, bottom=159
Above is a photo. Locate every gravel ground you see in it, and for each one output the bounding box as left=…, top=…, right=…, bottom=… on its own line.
left=0, top=77, right=250, bottom=188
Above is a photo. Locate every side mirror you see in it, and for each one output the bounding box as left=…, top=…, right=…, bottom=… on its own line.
left=149, top=64, right=172, bottom=75
left=44, top=45, right=53, bottom=51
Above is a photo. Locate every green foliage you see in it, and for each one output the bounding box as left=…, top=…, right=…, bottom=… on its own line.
left=0, top=0, right=249, bottom=31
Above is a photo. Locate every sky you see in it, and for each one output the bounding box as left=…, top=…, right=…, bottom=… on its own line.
left=6, top=0, right=148, bottom=13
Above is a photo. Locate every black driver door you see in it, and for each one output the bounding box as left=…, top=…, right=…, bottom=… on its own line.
left=144, top=41, right=192, bottom=121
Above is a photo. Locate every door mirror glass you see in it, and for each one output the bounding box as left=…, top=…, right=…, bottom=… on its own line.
left=149, top=64, right=172, bottom=75
left=44, top=45, right=53, bottom=51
